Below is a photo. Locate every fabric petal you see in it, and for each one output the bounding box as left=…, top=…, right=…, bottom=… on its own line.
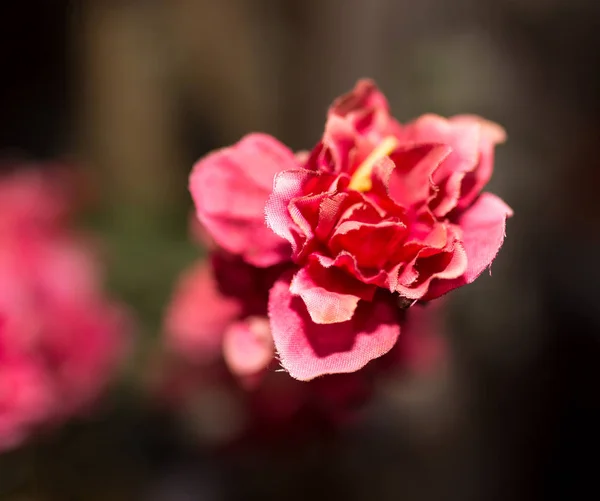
left=329, top=219, right=407, bottom=270
left=265, top=169, right=333, bottom=254
left=269, top=272, right=400, bottom=381
left=373, top=145, right=452, bottom=210
left=400, top=114, right=481, bottom=216
left=290, top=262, right=376, bottom=324
left=424, top=193, right=513, bottom=299
left=190, top=133, right=296, bottom=267
left=329, top=79, right=390, bottom=120
left=328, top=79, right=402, bottom=141
left=312, top=251, right=393, bottom=291
left=451, top=115, right=507, bottom=210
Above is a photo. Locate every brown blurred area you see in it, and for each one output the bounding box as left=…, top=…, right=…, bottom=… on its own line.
left=1, top=1, right=600, bottom=500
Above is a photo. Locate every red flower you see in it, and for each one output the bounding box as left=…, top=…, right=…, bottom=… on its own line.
left=161, top=223, right=451, bottom=441
left=188, top=79, right=511, bottom=382
left=264, top=80, right=512, bottom=380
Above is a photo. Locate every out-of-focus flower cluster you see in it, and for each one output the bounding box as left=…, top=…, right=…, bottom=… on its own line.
left=160, top=245, right=445, bottom=444
left=0, top=166, right=130, bottom=451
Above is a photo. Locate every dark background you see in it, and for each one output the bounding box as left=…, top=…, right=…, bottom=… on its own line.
left=1, top=1, right=599, bottom=500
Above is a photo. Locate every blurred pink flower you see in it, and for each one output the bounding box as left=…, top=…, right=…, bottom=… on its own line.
left=164, top=251, right=288, bottom=383
left=0, top=166, right=130, bottom=451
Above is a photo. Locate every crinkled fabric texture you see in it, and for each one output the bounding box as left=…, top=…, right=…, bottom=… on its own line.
left=0, top=168, right=130, bottom=451
left=263, top=79, right=512, bottom=379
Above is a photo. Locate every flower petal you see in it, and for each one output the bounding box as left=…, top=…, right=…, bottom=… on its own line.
left=328, top=79, right=402, bottom=141
left=165, top=262, right=241, bottom=363
left=451, top=115, right=506, bottom=210
left=400, top=114, right=481, bottom=216
left=371, top=145, right=452, bottom=210
left=222, top=316, right=274, bottom=377
left=329, top=219, right=407, bottom=270
left=397, top=238, right=468, bottom=300
left=265, top=169, right=334, bottom=256
left=316, top=115, right=363, bottom=174
left=190, top=133, right=296, bottom=267
left=329, top=79, right=390, bottom=120
left=269, top=272, right=400, bottom=381
left=424, top=193, right=513, bottom=299
left=290, top=261, right=376, bottom=324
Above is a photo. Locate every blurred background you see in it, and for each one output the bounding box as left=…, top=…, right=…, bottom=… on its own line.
left=1, top=0, right=599, bottom=499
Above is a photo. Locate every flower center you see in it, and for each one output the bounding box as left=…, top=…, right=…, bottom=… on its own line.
left=348, top=136, right=399, bottom=192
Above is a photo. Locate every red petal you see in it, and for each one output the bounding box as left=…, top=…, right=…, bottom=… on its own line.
left=265, top=169, right=334, bottom=257
left=269, top=272, right=400, bottom=381
left=318, top=115, right=362, bottom=174
left=424, top=193, right=513, bottom=299
left=315, top=191, right=371, bottom=242
left=371, top=145, right=452, bottom=210
left=452, top=115, right=506, bottom=210
left=329, top=79, right=390, bottom=119
left=397, top=239, right=468, bottom=300
left=400, top=114, right=483, bottom=216
left=290, top=262, right=376, bottom=324
left=313, top=251, right=394, bottom=290
left=329, top=219, right=407, bottom=270
left=328, top=79, right=402, bottom=141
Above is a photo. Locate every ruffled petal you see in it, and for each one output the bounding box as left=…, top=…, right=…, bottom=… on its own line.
left=190, top=133, right=295, bottom=267
left=400, top=114, right=482, bottom=216
left=329, top=219, right=407, bottom=270
left=290, top=262, right=376, bottom=324
left=451, top=115, right=506, bottom=210
left=424, top=193, right=513, bottom=300
left=269, top=272, right=400, bottom=381
left=328, top=79, right=402, bottom=141
left=371, top=145, right=452, bottom=211
left=265, top=169, right=334, bottom=257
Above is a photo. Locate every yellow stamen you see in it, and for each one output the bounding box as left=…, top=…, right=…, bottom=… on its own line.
left=348, top=136, right=399, bottom=192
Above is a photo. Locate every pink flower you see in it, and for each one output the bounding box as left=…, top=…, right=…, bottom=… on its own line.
left=188, top=79, right=511, bottom=382
left=0, top=334, right=53, bottom=451
left=0, top=166, right=130, bottom=450
left=264, top=80, right=512, bottom=380
left=162, top=231, right=451, bottom=442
